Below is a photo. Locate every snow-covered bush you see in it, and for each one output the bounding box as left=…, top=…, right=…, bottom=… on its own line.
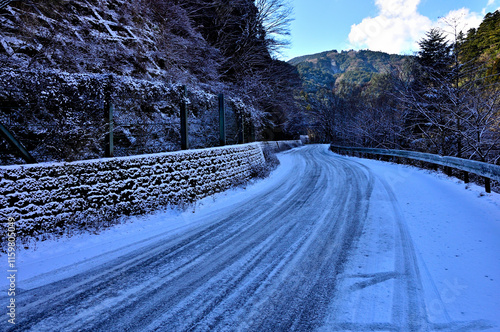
left=250, top=144, right=280, bottom=179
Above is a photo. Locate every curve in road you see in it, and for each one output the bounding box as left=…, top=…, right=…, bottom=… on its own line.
left=5, top=145, right=494, bottom=331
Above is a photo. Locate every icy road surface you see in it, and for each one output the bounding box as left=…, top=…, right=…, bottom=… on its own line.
left=2, top=145, right=499, bottom=331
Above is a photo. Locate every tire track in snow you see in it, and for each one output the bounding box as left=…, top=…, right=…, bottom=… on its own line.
left=322, top=155, right=494, bottom=332
left=9, top=147, right=321, bottom=331
left=11, top=153, right=307, bottom=330
left=379, top=176, right=494, bottom=332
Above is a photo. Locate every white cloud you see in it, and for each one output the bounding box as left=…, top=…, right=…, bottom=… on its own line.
left=375, top=0, right=419, bottom=18
left=348, top=0, right=432, bottom=54
left=348, top=0, right=485, bottom=55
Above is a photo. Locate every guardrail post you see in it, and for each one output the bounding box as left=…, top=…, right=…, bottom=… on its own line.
left=445, top=166, right=452, bottom=177
left=180, top=85, right=189, bottom=150
left=463, top=171, right=469, bottom=184
left=218, top=93, right=225, bottom=146
left=485, top=178, right=491, bottom=193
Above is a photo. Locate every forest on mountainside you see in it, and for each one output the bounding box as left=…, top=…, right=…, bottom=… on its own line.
left=289, top=49, right=407, bottom=91
left=0, top=0, right=299, bottom=164
left=292, top=10, right=500, bottom=166
left=460, top=10, right=500, bottom=83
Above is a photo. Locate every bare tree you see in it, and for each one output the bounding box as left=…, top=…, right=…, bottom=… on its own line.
left=453, top=79, right=500, bottom=163
left=394, top=50, right=500, bottom=162
left=255, top=0, right=293, bottom=56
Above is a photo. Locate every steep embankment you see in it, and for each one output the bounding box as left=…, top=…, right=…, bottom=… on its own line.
left=0, top=0, right=299, bottom=164
left=0, top=0, right=219, bottom=80
left=0, top=0, right=225, bottom=163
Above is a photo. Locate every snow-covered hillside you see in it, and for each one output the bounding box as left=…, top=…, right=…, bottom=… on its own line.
left=0, top=0, right=298, bottom=164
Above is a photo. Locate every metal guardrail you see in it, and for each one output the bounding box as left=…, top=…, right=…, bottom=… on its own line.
left=330, top=145, right=500, bottom=193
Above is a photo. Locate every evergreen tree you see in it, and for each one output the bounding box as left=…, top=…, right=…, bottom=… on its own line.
left=400, top=29, right=456, bottom=155
left=417, top=28, right=453, bottom=81
left=459, top=10, right=500, bottom=82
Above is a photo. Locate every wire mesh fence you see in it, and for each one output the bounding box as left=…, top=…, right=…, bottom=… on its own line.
left=0, top=70, right=250, bottom=165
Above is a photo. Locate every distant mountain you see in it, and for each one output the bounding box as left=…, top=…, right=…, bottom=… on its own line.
left=288, top=49, right=409, bottom=91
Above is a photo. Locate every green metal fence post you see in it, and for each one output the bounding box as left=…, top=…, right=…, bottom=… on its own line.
left=104, top=75, right=114, bottom=157
left=105, top=102, right=114, bottom=157
left=250, top=124, right=255, bottom=142
left=219, top=93, right=225, bottom=146
left=180, top=85, right=189, bottom=150
left=238, top=115, right=244, bottom=144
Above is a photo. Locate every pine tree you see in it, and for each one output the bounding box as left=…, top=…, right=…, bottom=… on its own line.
left=459, top=10, right=500, bottom=82
left=398, top=29, right=456, bottom=156
left=417, top=28, right=453, bottom=81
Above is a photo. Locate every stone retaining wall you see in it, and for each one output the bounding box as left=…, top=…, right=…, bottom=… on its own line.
left=0, top=143, right=265, bottom=239
left=260, top=140, right=303, bottom=153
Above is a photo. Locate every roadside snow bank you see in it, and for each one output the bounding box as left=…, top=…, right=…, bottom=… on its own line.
left=351, top=155, right=500, bottom=328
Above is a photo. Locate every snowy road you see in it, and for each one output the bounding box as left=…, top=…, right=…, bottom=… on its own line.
left=2, top=145, right=499, bottom=331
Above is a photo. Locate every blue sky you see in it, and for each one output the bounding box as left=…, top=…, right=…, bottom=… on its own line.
left=283, top=0, right=499, bottom=60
